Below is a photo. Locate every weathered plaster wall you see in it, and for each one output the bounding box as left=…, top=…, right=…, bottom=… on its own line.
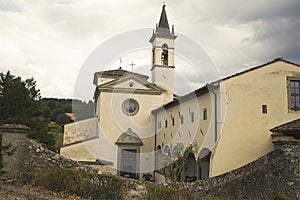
left=212, top=61, right=300, bottom=176
left=63, top=117, right=98, bottom=145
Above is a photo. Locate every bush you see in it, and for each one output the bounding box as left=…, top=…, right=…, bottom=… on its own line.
left=31, top=168, right=124, bottom=200
left=273, top=192, right=291, bottom=200
left=146, top=184, right=203, bottom=200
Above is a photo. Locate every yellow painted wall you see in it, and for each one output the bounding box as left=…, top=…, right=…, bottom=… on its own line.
left=211, top=61, right=300, bottom=176
left=62, top=117, right=98, bottom=145
left=155, top=91, right=214, bottom=159
left=98, top=91, right=167, bottom=173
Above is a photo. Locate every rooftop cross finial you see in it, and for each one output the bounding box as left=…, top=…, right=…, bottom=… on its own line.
left=129, top=62, right=136, bottom=72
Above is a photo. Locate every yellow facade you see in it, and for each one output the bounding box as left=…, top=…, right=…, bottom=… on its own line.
left=61, top=5, right=300, bottom=181
left=154, top=59, right=300, bottom=178
left=211, top=60, right=300, bottom=176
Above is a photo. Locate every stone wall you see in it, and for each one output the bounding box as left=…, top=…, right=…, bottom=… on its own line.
left=1, top=124, right=299, bottom=199
left=0, top=124, right=97, bottom=182
left=187, top=137, right=300, bottom=200
left=0, top=124, right=29, bottom=181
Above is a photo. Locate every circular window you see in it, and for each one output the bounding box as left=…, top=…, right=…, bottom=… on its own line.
left=122, top=98, right=139, bottom=116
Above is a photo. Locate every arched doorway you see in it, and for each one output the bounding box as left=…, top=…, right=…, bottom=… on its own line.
left=115, top=128, right=143, bottom=180
left=156, top=145, right=163, bottom=171
left=199, top=148, right=211, bottom=179
left=185, top=153, right=197, bottom=181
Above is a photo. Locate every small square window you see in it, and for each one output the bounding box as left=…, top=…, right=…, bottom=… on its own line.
left=262, top=105, right=267, bottom=114
left=203, top=108, right=207, bottom=120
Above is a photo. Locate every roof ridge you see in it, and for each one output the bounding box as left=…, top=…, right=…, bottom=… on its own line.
left=215, top=57, right=300, bottom=83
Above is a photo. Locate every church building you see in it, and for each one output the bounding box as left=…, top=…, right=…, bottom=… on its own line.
left=60, top=5, right=300, bottom=181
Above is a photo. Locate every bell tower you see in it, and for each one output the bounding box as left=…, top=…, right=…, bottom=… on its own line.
left=150, top=5, right=177, bottom=92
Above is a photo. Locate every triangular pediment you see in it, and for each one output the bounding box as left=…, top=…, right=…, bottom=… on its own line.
left=98, top=75, right=164, bottom=94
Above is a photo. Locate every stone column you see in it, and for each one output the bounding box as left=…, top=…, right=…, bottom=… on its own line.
left=0, top=124, right=30, bottom=181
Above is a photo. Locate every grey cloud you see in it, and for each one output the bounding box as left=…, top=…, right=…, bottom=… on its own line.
left=0, top=0, right=299, bottom=100
left=0, top=0, right=22, bottom=12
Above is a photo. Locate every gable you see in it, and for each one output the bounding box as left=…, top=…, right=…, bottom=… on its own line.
left=219, top=58, right=300, bottom=83
left=96, top=75, right=165, bottom=95
left=109, top=79, right=150, bottom=90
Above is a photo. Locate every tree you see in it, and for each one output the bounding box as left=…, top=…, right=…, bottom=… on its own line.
left=0, top=71, right=55, bottom=150
left=0, top=71, right=32, bottom=124
left=25, top=77, right=41, bottom=100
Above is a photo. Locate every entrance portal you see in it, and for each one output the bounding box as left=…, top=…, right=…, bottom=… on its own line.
left=120, top=149, right=137, bottom=179
left=116, top=128, right=143, bottom=180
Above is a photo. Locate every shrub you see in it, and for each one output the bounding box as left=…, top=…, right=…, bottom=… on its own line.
left=273, top=192, right=291, bottom=200
left=146, top=184, right=203, bottom=200
left=31, top=168, right=124, bottom=200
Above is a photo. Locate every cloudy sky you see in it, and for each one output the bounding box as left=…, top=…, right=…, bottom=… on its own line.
left=0, top=0, right=299, bottom=101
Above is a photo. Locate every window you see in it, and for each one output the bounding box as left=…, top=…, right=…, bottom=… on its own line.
left=152, top=48, right=155, bottom=64
left=191, top=112, right=195, bottom=122
left=288, top=79, right=300, bottom=110
left=161, top=44, right=168, bottom=66
left=180, top=115, right=184, bottom=124
left=262, top=105, right=267, bottom=114
left=203, top=108, right=207, bottom=120
left=165, top=119, right=168, bottom=127
left=122, top=98, right=139, bottom=116
left=158, top=121, right=161, bottom=129
left=172, top=117, right=175, bottom=126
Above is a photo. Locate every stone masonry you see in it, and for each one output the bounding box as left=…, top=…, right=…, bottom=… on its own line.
left=0, top=124, right=97, bottom=182
left=1, top=123, right=299, bottom=199
left=187, top=122, right=300, bottom=200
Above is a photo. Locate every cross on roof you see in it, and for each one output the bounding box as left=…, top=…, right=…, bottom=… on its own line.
left=119, top=58, right=122, bottom=69
left=129, top=62, right=136, bottom=72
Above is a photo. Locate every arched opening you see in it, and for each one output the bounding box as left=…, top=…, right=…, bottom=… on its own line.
left=184, top=153, right=197, bottom=182
left=161, top=44, right=168, bottom=65
left=199, top=148, right=211, bottom=179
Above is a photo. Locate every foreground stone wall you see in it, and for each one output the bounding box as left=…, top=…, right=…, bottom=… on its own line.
left=0, top=124, right=29, bottom=181
left=1, top=124, right=299, bottom=199
left=0, top=124, right=97, bottom=182
left=187, top=137, right=300, bottom=200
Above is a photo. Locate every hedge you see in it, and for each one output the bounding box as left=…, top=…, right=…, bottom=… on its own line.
left=31, top=168, right=124, bottom=200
